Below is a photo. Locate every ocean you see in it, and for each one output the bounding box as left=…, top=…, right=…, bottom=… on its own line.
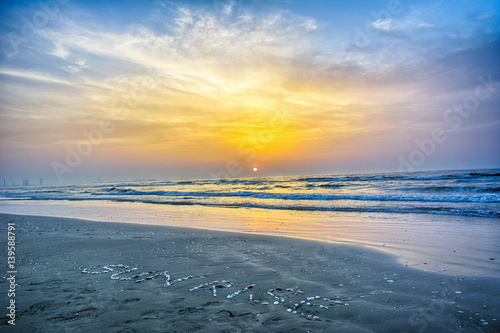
left=1, top=168, right=499, bottom=218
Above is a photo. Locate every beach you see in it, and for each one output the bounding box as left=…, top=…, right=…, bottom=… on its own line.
left=2, top=0, right=499, bottom=331
left=1, top=213, right=499, bottom=332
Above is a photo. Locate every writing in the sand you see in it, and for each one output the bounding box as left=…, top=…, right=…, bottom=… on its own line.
left=6, top=222, right=16, bottom=325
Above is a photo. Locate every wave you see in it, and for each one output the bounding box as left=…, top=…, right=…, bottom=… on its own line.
left=297, top=170, right=500, bottom=183
left=298, top=175, right=456, bottom=182
left=400, top=186, right=500, bottom=193
left=1, top=168, right=498, bottom=218
left=89, top=189, right=500, bottom=203
left=469, top=172, right=500, bottom=177
left=2, top=186, right=500, bottom=204
left=4, top=189, right=497, bottom=204
left=305, top=183, right=344, bottom=188
left=4, top=196, right=497, bottom=218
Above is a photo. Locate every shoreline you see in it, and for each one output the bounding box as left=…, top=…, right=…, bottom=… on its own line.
left=1, top=199, right=499, bottom=277
left=1, top=213, right=499, bottom=332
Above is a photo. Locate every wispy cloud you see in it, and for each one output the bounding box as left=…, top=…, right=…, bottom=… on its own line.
left=372, top=19, right=397, bottom=32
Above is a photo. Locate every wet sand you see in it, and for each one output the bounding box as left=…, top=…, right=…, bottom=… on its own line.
left=0, top=213, right=499, bottom=332
left=1, top=200, right=499, bottom=277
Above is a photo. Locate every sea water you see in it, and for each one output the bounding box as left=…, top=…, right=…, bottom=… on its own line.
left=1, top=169, right=498, bottom=218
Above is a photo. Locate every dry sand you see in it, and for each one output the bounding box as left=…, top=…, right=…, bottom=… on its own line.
left=0, top=213, right=499, bottom=332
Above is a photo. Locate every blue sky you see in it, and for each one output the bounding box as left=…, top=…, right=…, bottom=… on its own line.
left=0, top=0, right=499, bottom=183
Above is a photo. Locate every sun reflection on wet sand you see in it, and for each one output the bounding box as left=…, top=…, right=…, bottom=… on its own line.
left=1, top=199, right=499, bottom=277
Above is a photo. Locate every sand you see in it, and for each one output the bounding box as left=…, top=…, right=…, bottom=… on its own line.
left=0, top=213, right=499, bottom=332
left=2, top=199, right=499, bottom=278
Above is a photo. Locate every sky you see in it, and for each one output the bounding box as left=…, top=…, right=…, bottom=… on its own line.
left=0, top=0, right=499, bottom=184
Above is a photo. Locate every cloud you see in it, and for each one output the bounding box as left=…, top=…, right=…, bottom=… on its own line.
left=48, top=43, right=69, bottom=58
left=467, top=12, right=496, bottom=22
left=477, top=14, right=493, bottom=20
left=417, top=22, right=435, bottom=29
left=372, top=19, right=396, bottom=32
left=1, top=0, right=499, bottom=181
left=0, top=3, right=328, bottom=164
left=0, top=69, right=77, bottom=86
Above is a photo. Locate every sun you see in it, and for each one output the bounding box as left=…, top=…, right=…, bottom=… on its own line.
left=253, top=167, right=258, bottom=172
